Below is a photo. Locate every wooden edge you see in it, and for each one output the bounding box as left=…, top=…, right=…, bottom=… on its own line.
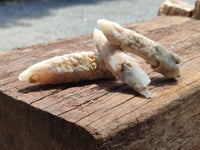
left=0, top=91, right=100, bottom=150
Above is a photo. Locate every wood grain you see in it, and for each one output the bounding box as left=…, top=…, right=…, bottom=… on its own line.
left=0, top=16, right=200, bottom=150
left=158, top=0, right=194, bottom=17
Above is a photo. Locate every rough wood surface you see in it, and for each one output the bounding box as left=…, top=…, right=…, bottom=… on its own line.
left=0, top=16, right=200, bottom=150
left=158, top=0, right=194, bottom=17
left=159, top=0, right=200, bottom=20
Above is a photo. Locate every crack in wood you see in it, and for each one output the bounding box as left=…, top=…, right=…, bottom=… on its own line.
left=56, top=84, right=127, bottom=118
left=29, top=89, right=63, bottom=105
left=57, top=91, right=110, bottom=117
left=84, top=95, right=136, bottom=127
left=99, top=78, right=200, bottom=130
left=43, top=93, right=86, bottom=110
left=0, top=79, right=18, bottom=86
left=86, top=86, right=156, bottom=128
left=41, top=82, right=104, bottom=110
left=44, top=82, right=125, bottom=116
left=76, top=84, right=127, bottom=111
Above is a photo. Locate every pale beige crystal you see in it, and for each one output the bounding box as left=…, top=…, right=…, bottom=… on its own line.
left=18, top=51, right=113, bottom=84
left=98, top=19, right=181, bottom=80
left=93, top=29, right=151, bottom=98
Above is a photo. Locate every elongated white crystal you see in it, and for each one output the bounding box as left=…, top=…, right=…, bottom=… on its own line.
left=98, top=19, right=181, bottom=80
left=18, top=51, right=113, bottom=84
left=93, top=29, right=151, bottom=98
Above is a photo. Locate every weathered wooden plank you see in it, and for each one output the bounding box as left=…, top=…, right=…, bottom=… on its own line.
left=158, top=0, right=200, bottom=20
left=0, top=16, right=200, bottom=150
left=158, top=0, right=194, bottom=17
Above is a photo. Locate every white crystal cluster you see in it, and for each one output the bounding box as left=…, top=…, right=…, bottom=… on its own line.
left=93, top=29, right=151, bottom=98
left=19, top=19, right=181, bottom=98
left=97, top=19, right=181, bottom=80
